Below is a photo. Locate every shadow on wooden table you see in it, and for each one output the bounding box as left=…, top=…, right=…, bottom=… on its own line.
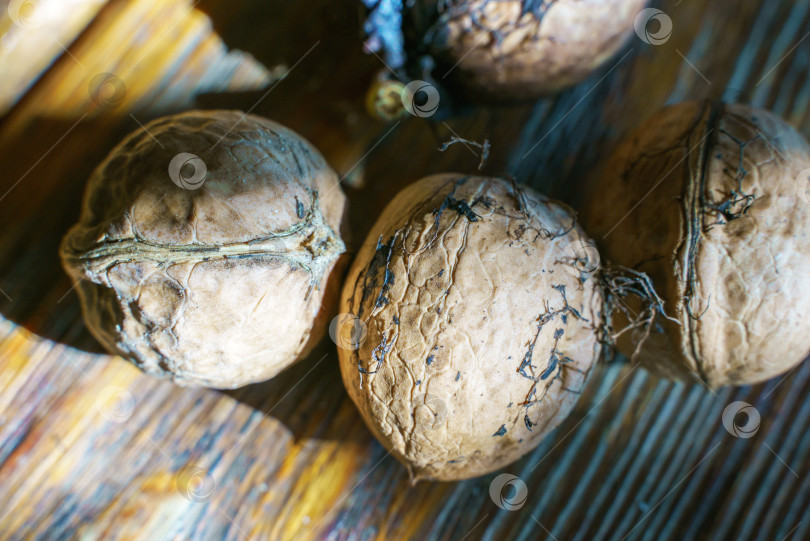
left=0, top=114, right=141, bottom=355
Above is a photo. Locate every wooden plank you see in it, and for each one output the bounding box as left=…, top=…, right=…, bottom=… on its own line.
left=0, top=0, right=110, bottom=115
left=1, top=0, right=809, bottom=539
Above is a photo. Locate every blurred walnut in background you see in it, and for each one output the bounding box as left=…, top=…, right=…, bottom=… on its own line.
left=365, top=0, right=649, bottom=102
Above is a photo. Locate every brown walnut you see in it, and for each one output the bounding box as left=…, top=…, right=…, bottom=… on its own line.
left=413, top=0, right=648, bottom=101
left=61, top=110, right=346, bottom=388
left=338, top=174, right=603, bottom=481
left=585, top=101, right=810, bottom=387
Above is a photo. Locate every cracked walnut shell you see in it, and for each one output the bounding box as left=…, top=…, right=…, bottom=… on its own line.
left=60, top=110, right=346, bottom=389
left=585, top=101, right=810, bottom=387
left=338, top=174, right=603, bottom=481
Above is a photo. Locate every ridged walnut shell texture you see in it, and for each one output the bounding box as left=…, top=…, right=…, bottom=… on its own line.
left=585, top=102, right=810, bottom=387
left=421, top=0, right=647, bottom=100
left=60, top=110, right=346, bottom=389
left=339, top=175, right=603, bottom=481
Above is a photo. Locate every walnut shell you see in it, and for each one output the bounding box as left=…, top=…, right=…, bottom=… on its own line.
left=60, top=110, right=347, bottom=388
left=584, top=101, right=810, bottom=387
left=338, top=174, right=603, bottom=481
left=415, top=0, right=647, bottom=101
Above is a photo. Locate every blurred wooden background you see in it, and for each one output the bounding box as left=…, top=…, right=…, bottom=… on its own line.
left=1, top=0, right=809, bottom=539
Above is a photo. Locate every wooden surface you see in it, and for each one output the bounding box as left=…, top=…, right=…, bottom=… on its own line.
left=0, top=0, right=110, bottom=115
left=1, top=0, right=810, bottom=539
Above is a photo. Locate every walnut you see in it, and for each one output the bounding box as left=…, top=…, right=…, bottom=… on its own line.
left=403, top=0, right=647, bottom=101
left=338, top=174, right=603, bottom=481
left=60, top=110, right=347, bottom=388
left=585, top=101, right=810, bottom=387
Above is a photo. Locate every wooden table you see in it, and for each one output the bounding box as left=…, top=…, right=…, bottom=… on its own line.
left=1, top=0, right=809, bottom=539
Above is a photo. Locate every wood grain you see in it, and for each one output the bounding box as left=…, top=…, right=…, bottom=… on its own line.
left=0, top=0, right=110, bottom=115
left=1, top=0, right=809, bottom=539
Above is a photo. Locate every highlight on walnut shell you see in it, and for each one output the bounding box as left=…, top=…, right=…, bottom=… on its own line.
left=584, top=101, right=810, bottom=388
left=365, top=0, right=648, bottom=102
left=338, top=174, right=603, bottom=481
left=60, top=110, right=347, bottom=389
